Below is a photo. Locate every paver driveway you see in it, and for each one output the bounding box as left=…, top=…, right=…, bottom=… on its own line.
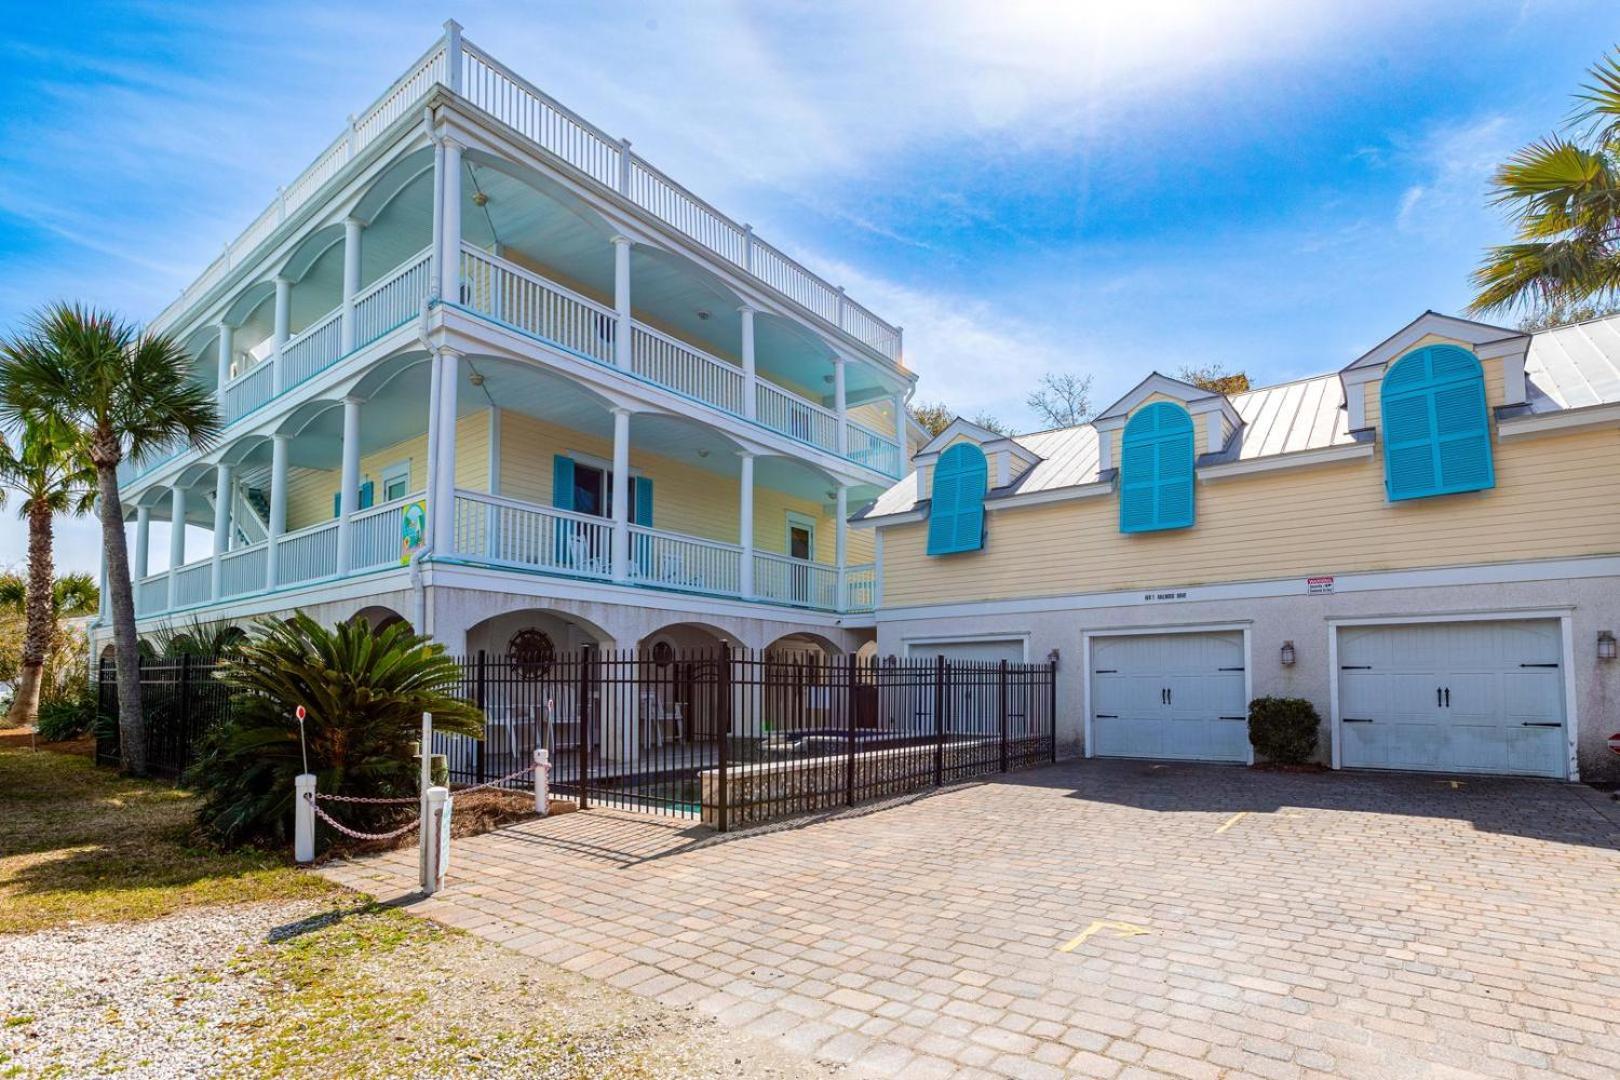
left=323, top=760, right=1620, bottom=1079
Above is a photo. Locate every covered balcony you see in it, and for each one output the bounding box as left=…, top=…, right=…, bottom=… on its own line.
left=124, top=80, right=909, bottom=491
left=126, top=352, right=881, bottom=621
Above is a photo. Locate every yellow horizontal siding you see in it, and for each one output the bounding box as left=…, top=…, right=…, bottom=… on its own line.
left=882, top=426, right=1620, bottom=605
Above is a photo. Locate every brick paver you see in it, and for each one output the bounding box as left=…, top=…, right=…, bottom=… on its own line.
left=322, top=760, right=1620, bottom=1078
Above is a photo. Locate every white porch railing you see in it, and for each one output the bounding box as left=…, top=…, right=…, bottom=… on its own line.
left=277, top=521, right=340, bottom=586
left=221, top=362, right=276, bottom=425
left=136, top=573, right=169, bottom=616
left=282, top=307, right=344, bottom=390
left=628, top=525, right=742, bottom=597
left=844, top=563, right=876, bottom=613
left=455, top=36, right=901, bottom=362
left=846, top=421, right=902, bottom=478
left=349, top=493, right=423, bottom=571
left=353, top=247, right=432, bottom=348
left=756, top=381, right=839, bottom=454
left=220, top=544, right=268, bottom=598
left=452, top=491, right=614, bottom=578
left=752, top=551, right=840, bottom=610
left=118, top=437, right=188, bottom=486
left=173, top=562, right=212, bottom=608
left=459, top=246, right=616, bottom=366
left=631, top=325, right=746, bottom=415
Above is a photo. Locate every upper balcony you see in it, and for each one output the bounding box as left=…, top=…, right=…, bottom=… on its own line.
left=134, top=21, right=908, bottom=491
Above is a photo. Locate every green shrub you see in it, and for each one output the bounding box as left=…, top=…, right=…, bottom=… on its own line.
left=35, top=681, right=99, bottom=742
left=186, top=613, right=482, bottom=849
left=1247, top=696, right=1320, bottom=765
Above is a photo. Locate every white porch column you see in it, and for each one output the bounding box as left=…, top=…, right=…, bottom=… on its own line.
left=611, top=235, right=633, bottom=371
left=738, top=452, right=755, bottom=598
left=893, top=391, right=907, bottom=443
left=740, top=305, right=757, bottom=419
left=272, top=276, right=291, bottom=394
left=835, top=483, right=850, bottom=610
left=340, top=217, right=363, bottom=353
left=167, top=486, right=187, bottom=609
left=210, top=463, right=234, bottom=600
left=440, top=139, right=463, bottom=302
left=432, top=351, right=460, bottom=550
left=134, top=505, right=151, bottom=581
left=336, top=397, right=362, bottom=575
left=610, top=407, right=631, bottom=581
left=215, top=323, right=234, bottom=399
left=266, top=434, right=289, bottom=588
left=834, top=357, right=848, bottom=457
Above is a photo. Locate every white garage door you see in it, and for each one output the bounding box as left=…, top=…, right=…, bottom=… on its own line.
left=1337, top=620, right=1567, bottom=778
left=907, top=639, right=1025, bottom=663
left=1090, top=631, right=1249, bottom=762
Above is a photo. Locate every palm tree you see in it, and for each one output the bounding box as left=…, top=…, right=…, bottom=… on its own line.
left=0, top=419, right=96, bottom=726
left=0, top=305, right=221, bottom=774
left=1470, top=51, right=1620, bottom=316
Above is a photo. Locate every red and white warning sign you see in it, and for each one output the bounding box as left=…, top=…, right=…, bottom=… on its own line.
left=1608, top=732, right=1620, bottom=756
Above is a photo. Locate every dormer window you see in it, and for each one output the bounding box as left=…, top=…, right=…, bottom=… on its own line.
left=1120, top=402, right=1195, bottom=533
left=926, top=442, right=988, bottom=555
left=1380, top=345, right=1494, bottom=501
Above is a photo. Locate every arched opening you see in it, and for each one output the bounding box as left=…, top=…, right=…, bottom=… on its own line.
left=351, top=605, right=410, bottom=635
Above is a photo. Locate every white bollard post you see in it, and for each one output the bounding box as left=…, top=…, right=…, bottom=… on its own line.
left=424, top=785, right=451, bottom=895
left=418, top=711, right=432, bottom=891
left=294, top=773, right=316, bottom=864
left=533, top=748, right=550, bottom=816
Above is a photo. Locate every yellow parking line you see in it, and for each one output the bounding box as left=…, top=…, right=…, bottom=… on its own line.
left=1215, top=812, right=1247, bottom=834
left=1058, top=920, right=1150, bottom=952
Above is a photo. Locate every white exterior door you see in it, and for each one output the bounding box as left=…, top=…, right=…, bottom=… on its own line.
left=1090, top=631, right=1249, bottom=762
left=1337, top=620, right=1567, bottom=778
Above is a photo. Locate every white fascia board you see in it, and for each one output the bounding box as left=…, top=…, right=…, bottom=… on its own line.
left=914, top=417, right=1041, bottom=467
left=1497, top=400, right=1620, bottom=439
left=850, top=509, right=925, bottom=529
left=1340, top=311, right=1524, bottom=374
left=1095, top=371, right=1236, bottom=426
left=1197, top=441, right=1374, bottom=481
left=872, top=553, right=1620, bottom=623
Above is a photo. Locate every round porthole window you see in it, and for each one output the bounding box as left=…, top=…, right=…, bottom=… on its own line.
left=508, top=628, right=555, bottom=680
left=651, top=641, right=674, bottom=669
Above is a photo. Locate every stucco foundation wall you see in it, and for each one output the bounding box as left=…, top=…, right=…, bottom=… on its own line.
left=876, top=568, right=1620, bottom=782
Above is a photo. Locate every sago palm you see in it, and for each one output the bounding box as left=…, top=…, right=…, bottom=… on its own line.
left=190, top=613, right=483, bottom=848
left=0, top=418, right=96, bottom=726
left=0, top=304, right=221, bottom=775
left=1470, top=51, right=1620, bottom=316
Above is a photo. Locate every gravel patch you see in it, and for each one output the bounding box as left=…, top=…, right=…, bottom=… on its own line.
left=1, top=898, right=832, bottom=1079
left=0, top=899, right=329, bottom=1078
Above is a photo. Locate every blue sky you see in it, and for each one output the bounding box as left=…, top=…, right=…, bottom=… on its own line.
left=1, top=0, right=1617, bottom=573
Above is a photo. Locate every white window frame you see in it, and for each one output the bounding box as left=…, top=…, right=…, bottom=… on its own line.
left=786, top=510, right=816, bottom=562
left=380, top=459, right=412, bottom=503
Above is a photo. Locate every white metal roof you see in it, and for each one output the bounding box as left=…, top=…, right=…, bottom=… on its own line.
left=1523, top=313, right=1620, bottom=412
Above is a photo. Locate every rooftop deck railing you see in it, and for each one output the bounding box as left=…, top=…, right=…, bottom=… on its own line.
left=150, top=23, right=901, bottom=368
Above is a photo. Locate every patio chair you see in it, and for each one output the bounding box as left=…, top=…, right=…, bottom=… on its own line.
left=639, top=688, right=685, bottom=747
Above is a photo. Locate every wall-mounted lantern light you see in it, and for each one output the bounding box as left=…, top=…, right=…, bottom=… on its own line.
left=1599, top=631, right=1617, bottom=661
left=1047, top=648, right=1060, bottom=669
left=1280, top=641, right=1296, bottom=666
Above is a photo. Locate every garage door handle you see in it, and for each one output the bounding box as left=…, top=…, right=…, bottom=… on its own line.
left=1094, top=669, right=1117, bottom=674
left=1218, top=716, right=1247, bottom=721
left=1519, top=662, right=1560, bottom=669
left=1340, top=664, right=1372, bottom=670
left=1342, top=717, right=1373, bottom=723
left=1095, top=714, right=1119, bottom=719
left=1521, top=722, right=1560, bottom=728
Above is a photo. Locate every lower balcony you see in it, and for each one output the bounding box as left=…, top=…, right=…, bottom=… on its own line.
left=131, top=489, right=875, bottom=620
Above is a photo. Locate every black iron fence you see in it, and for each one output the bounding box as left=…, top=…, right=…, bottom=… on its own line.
left=95, top=649, right=1057, bottom=829
left=432, top=648, right=1057, bottom=830
left=94, top=655, right=236, bottom=780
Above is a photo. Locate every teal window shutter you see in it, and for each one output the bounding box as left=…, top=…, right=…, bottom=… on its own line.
left=551, top=455, right=575, bottom=510
left=1120, top=402, right=1195, bottom=533
left=1381, top=345, right=1494, bottom=501
left=358, top=481, right=374, bottom=510
left=633, top=477, right=653, bottom=527
left=332, top=491, right=340, bottom=518
left=926, top=443, right=988, bottom=555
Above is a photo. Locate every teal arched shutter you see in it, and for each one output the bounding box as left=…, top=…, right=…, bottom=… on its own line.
left=1120, top=402, right=1195, bottom=533
left=926, top=443, right=988, bottom=555
left=552, top=455, right=576, bottom=566
left=1381, top=345, right=1494, bottom=501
